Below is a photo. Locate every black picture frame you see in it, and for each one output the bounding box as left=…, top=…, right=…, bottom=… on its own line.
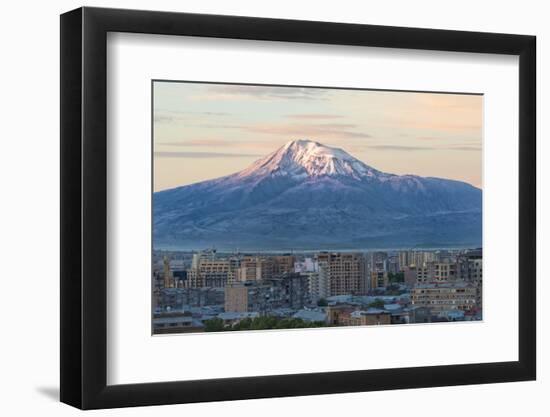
left=60, top=6, right=536, bottom=410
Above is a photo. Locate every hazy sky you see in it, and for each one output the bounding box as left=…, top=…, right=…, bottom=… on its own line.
left=153, top=81, right=482, bottom=192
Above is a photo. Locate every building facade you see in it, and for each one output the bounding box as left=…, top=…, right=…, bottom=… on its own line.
left=186, top=250, right=240, bottom=288
left=316, top=252, right=366, bottom=296
left=403, top=266, right=417, bottom=287
left=349, top=309, right=392, bottom=326
left=370, top=270, right=388, bottom=289
left=410, top=282, right=478, bottom=313
left=308, top=267, right=329, bottom=302
left=236, top=256, right=274, bottom=282
left=225, top=273, right=310, bottom=313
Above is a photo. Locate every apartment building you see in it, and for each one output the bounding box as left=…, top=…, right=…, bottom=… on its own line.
left=316, top=252, right=366, bottom=296
left=410, top=282, right=478, bottom=313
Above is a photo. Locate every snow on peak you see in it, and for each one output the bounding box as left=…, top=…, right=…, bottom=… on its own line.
left=236, top=139, right=383, bottom=180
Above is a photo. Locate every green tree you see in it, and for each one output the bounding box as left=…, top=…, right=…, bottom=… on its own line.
left=368, top=298, right=385, bottom=309
left=207, top=315, right=329, bottom=332
left=388, top=272, right=405, bottom=283
left=203, top=318, right=225, bottom=332
left=232, top=317, right=253, bottom=331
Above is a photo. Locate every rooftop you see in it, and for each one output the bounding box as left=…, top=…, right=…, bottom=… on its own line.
left=218, top=312, right=260, bottom=320
left=293, top=309, right=327, bottom=323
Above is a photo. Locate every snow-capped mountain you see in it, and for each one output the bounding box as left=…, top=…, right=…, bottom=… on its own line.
left=235, top=139, right=384, bottom=181
left=154, top=140, right=482, bottom=250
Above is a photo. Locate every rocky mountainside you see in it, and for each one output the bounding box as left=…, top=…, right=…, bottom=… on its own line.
left=153, top=140, right=482, bottom=250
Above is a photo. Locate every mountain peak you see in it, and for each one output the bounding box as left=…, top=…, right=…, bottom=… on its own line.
left=282, top=139, right=346, bottom=161
left=284, top=138, right=322, bottom=149
left=236, top=139, right=383, bottom=181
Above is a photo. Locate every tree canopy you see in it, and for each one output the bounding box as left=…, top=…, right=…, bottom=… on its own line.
left=203, top=316, right=328, bottom=332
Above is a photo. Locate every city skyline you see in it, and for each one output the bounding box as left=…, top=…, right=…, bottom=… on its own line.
left=154, top=81, right=483, bottom=192
left=153, top=247, right=482, bottom=335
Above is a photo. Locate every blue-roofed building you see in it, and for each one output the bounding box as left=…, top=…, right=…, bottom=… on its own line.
left=293, top=309, right=327, bottom=323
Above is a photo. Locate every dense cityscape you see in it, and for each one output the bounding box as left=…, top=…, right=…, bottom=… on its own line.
left=152, top=248, right=482, bottom=334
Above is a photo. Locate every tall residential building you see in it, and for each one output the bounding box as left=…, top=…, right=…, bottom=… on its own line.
left=432, top=262, right=458, bottom=282
left=399, top=251, right=437, bottom=269
left=387, top=255, right=400, bottom=274
left=370, top=270, right=388, bottom=289
left=457, top=251, right=482, bottom=304
left=191, top=249, right=216, bottom=269
left=434, top=250, right=453, bottom=263
left=163, top=256, right=175, bottom=289
left=368, top=251, right=388, bottom=266
left=294, top=257, right=317, bottom=273
left=424, top=251, right=437, bottom=264
left=398, top=251, right=409, bottom=270
left=403, top=266, right=417, bottom=287
left=416, top=264, right=430, bottom=283
left=236, top=256, right=274, bottom=282
left=295, top=258, right=328, bottom=303
left=415, top=261, right=458, bottom=283
left=272, top=255, right=296, bottom=276
left=469, top=258, right=482, bottom=305
left=271, top=273, right=310, bottom=310
left=200, top=258, right=236, bottom=287
left=458, top=256, right=482, bottom=282
left=308, top=266, right=329, bottom=302
left=186, top=250, right=240, bottom=288
left=316, top=252, right=366, bottom=296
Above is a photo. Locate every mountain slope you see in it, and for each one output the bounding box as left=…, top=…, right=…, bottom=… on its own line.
left=154, top=140, right=482, bottom=250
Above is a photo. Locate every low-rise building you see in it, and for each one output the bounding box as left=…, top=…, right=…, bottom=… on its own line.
left=407, top=306, right=433, bottom=323
left=292, top=309, right=327, bottom=323
left=157, top=287, right=225, bottom=311
left=326, top=304, right=356, bottom=326
left=410, top=282, right=477, bottom=313
left=224, top=282, right=252, bottom=312
left=152, top=313, right=204, bottom=334
left=217, top=311, right=259, bottom=325
left=349, top=309, right=392, bottom=326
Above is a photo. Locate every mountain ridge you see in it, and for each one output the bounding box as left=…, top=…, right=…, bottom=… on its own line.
left=154, top=140, right=482, bottom=250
